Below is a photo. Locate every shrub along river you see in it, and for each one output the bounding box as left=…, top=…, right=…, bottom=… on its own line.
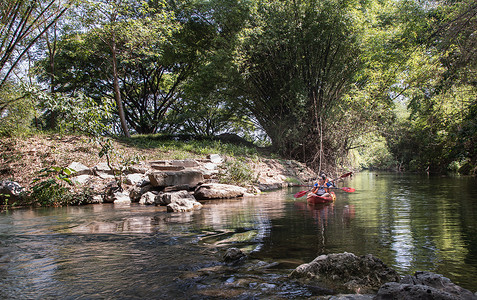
left=0, top=171, right=476, bottom=298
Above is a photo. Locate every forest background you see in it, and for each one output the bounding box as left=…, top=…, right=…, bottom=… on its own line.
left=1, top=0, right=476, bottom=177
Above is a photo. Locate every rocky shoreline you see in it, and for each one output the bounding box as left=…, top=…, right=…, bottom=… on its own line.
left=0, top=154, right=318, bottom=211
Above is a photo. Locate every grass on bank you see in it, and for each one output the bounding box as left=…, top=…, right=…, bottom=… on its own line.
left=118, top=133, right=265, bottom=160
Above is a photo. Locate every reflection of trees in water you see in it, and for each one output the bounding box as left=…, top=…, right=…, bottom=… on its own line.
left=4, top=176, right=477, bottom=293
left=294, top=202, right=355, bottom=228
left=195, top=190, right=289, bottom=252
left=59, top=191, right=288, bottom=245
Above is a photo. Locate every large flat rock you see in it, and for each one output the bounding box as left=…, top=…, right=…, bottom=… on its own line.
left=194, top=183, right=247, bottom=200
left=148, top=170, right=204, bottom=188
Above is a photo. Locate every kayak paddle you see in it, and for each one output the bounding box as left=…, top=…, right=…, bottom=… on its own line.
left=330, top=172, right=353, bottom=182
left=293, top=190, right=309, bottom=198
left=330, top=187, right=355, bottom=193
left=293, top=172, right=354, bottom=198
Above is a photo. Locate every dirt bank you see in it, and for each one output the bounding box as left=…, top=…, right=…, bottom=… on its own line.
left=0, top=135, right=319, bottom=191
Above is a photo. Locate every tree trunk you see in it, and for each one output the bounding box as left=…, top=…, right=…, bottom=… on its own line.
left=111, top=39, right=130, bottom=138
left=46, top=28, right=57, bottom=129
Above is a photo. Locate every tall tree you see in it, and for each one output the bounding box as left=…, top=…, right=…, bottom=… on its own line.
left=81, top=0, right=134, bottom=137
left=38, top=0, right=180, bottom=135
left=163, top=0, right=251, bottom=136
left=38, top=0, right=250, bottom=135
left=235, top=0, right=365, bottom=169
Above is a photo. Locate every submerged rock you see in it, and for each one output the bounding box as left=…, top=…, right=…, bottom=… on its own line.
left=156, top=190, right=195, bottom=205
left=157, top=190, right=202, bottom=212
left=315, top=294, right=374, bottom=299
left=223, top=247, right=246, bottom=264
left=166, top=198, right=202, bottom=212
left=375, top=271, right=477, bottom=300
left=290, top=252, right=400, bottom=294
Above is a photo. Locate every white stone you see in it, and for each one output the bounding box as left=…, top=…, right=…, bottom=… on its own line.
left=71, top=175, right=91, bottom=185
left=67, top=162, right=91, bottom=175
left=125, top=173, right=147, bottom=186
left=113, top=192, right=131, bottom=204
left=139, top=192, right=156, bottom=205
left=208, top=154, right=223, bottom=164
left=203, top=162, right=217, bottom=170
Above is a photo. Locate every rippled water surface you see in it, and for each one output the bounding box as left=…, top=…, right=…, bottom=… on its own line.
left=1, top=172, right=476, bottom=298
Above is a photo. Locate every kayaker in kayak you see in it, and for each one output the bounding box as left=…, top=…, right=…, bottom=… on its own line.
left=311, top=173, right=335, bottom=197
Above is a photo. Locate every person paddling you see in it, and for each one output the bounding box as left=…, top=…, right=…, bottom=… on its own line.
left=311, top=173, right=334, bottom=197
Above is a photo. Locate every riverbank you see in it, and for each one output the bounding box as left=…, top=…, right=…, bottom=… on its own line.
left=0, top=134, right=325, bottom=207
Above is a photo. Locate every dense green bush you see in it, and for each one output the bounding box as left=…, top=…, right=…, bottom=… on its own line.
left=28, top=166, right=76, bottom=207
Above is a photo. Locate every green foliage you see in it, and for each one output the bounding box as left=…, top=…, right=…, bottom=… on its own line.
left=28, top=166, right=75, bottom=207
left=352, top=134, right=397, bottom=171
left=3, top=0, right=475, bottom=176
left=17, top=83, right=114, bottom=136
left=0, top=193, right=15, bottom=210
left=0, top=0, right=69, bottom=90
left=36, top=0, right=251, bottom=136
left=0, top=83, right=37, bottom=137
left=218, top=158, right=255, bottom=187
left=27, top=165, right=94, bottom=207
left=234, top=0, right=375, bottom=168
left=97, top=136, right=144, bottom=188
left=386, top=97, right=476, bottom=174
left=284, top=177, right=300, bottom=185
left=162, top=0, right=251, bottom=136
left=355, top=0, right=477, bottom=174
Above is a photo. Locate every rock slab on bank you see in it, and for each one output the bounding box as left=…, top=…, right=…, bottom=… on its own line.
left=194, top=183, right=248, bottom=200
left=148, top=170, right=204, bottom=188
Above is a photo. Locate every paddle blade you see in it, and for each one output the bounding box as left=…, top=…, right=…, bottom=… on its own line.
left=294, top=190, right=308, bottom=198
left=341, top=187, right=355, bottom=193
left=339, top=172, right=353, bottom=179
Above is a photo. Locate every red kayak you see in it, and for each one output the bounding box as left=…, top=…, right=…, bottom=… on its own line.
left=306, top=192, right=336, bottom=204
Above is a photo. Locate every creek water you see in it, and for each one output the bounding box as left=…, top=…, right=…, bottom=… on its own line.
left=0, top=171, right=476, bottom=298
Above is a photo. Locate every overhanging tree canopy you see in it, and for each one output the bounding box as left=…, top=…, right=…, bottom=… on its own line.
left=234, top=0, right=365, bottom=168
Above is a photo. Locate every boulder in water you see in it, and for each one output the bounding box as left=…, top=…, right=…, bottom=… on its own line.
left=290, top=252, right=400, bottom=293
left=375, top=271, right=477, bottom=300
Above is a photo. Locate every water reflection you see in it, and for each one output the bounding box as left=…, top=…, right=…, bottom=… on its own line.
left=0, top=172, right=476, bottom=298
left=348, top=172, right=477, bottom=290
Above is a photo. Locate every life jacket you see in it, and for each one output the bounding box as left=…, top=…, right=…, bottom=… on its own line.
left=320, top=178, right=334, bottom=193
left=314, top=180, right=328, bottom=195
left=316, top=187, right=326, bottom=196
